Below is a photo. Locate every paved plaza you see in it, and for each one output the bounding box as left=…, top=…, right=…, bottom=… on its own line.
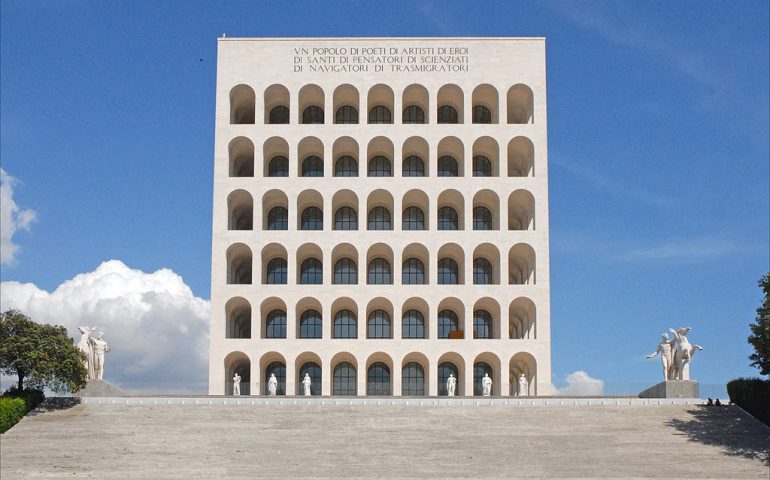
left=1, top=399, right=768, bottom=479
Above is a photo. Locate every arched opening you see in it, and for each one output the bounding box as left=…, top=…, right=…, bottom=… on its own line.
left=262, top=190, right=288, bottom=230
left=402, top=243, right=429, bottom=285
left=295, top=352, right=322, bottom=396
left=263, top=137, right=289, bottom=177
left=225, top=297, right=251, bottom=339
left=332, top=190, right=359, bottom=231
left=366, top=353, right=393, bottom=396
left=331, top=353, right=357, bottom=395
left=437, top=297, right=465, bottom=339
left=230, top=84, right=255, bottom=124
left=508, top=136, right=535, bottom=177
left=332, top=243, right=358, bottom=285
left=437, top=137, right=464, bottom=177
left=472, top=136, right=500, bottom=177
left=297, top=189, right=323, bottom=231
left=402, top=189, right=428, bottom=231
left=402, top=136, right=428, bottom=177
left=473, top=190, right=500, bottom=230
left=473, top=243, right=500, bottom=285
left=264, top=84, right=290, bottom=124
left=509, top=297, right=536, bottom=339
left=367, top=243, right=394, bottom=285
left=367, top=84, right=394, bottom=124
left=472, top=84, right=499, bottom=123
left=260, top=297, right=287, bottom=339
left=474, top=352, right=501, bottom=396
left=473, top=297, right=501, bottom=339
left=437, top=189, right=464, bottom=230
left=508, top=189, right=535, bottom=230
left=366, top=297, right=393, bottom=339
left=333, top=136, right=359, bottom=177
left=510, top=352, right=537, bottom=396
left=509, top=243, right=536, bottom=285
left=437, top=84, right=463, bottom=124
left=507, top=84, right=534, bottom=124
left=298, top=136, right=324, bottom=177
left=229, top=137, right=254, bottom=177
left=227, top=190, right=253, bottom=230
left=401, top=297, right=429, bottom=339
left=367, top=137, right=394, bottom=177
left=367, top=189, right=394, bottom=230
left=333, top=84, right=359, bottom=124
left=261, top=352, right=287, bottom=395
left=402, top=84, right=428, bottom=124
left=262, top=243, right=288, bottom=284
left=296, top=243, right=323, bottom=285
left=226, top=243, right=252, bottom=285
left=438, top=352, right=465, bottom=396
left=299, top=84, right=325, bottom=124
left=437, top=243, right=464, bottom=285
left=332, top=297, right=358, bottom=339
left=224, top=351, right=251, bottom=395
left=401, top=353, right=429, bottom=396
left=296, top=297, right=323, bottom=339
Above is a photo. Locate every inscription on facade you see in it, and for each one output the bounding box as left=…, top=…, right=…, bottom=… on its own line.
left=292, top=46, right=470, bottom=73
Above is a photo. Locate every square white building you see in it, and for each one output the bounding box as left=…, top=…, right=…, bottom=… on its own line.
left=208, top=37, right=552, bottom=397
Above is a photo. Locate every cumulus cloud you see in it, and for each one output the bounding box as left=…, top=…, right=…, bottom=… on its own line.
left=556, top=370, right=604, bottom=396
left=0, top=168, right=37, bottom=266
left=0, top=260, right=210, bottom=393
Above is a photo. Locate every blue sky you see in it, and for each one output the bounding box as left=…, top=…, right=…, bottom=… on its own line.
left=1, top=1, right=768, bottom=394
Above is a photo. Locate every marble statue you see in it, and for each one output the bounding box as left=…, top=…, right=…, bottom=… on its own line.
left=446, top=373, right=457, bottom=397
left=302, top=373, right=312, bottom=396
left=268, top=373, right=278, bottom=396
left=482, top=373, right=492, bottom=396
left=233, top=373, right=241, bottom=395
left=669, top=327, right=703, bottom=381
left=517, top=373, right=528, bottom=396
left=646, top=333, right=676, bottom=381
left=89, top=331, right=110, bottom=380
left=77, top=326, right=96, bottom=380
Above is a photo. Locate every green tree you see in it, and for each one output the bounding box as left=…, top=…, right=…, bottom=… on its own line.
left=748, top=273, right=770, bottom=376
left=0, top=309, right=87, bottom=393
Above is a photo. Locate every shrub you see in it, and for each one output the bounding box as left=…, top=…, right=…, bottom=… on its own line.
left=726, top=377, right=770, bottom=426
left=3, top=387, right=45, bottom=411
left=0, top=397, right=27, bottom=433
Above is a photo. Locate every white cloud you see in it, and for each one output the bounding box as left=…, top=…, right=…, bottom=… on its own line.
left=0, top=260, right=210, bottom=393
left=619, top=236, right=748, bottom=262
left=0, top=168, right=37, bottom=266
left=556, top=370, right=604, bottom=396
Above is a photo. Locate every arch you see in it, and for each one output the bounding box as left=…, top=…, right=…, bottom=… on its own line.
left=263, top=84, right=290, bottom=124
left=229, top=137, right=254, bottom=177
left=402, top=136, right=429, bottom=177
left=437, top=84, right=464, bottom=124
left=473, top=243, right=501, bottom=285
left=402, top=84, right=429, bottom=124
left=401, top=297, right=429, bottom=339
left=474, top=352, right=502, bottom=396
left=261, top=243, right=288, bottom=284
left=472, top=136, right=500, bottom=177
left=332, top=243, right=359, bottom=285
left=473, top=189, right=500, bottom=230
left=298, top=84, right=325, bottom=124
left=473, top=297, right=501, bottom=339
left=509, top=243, right=536, bottom=285
left=226, top=243, right=252, bottom=285
left=225, top=297, right=251, bottom=339
left=472, top=84, right=499, bottom=123
left=229, top=84, right=255, bottom=124
left=437, top=189, right=465, bottom=230
left=366, top=243, right=394, bottom=285
left=295, top=352, right=322, bottom=395
left=437, top=243, right=465, bottom=284
left=296, top=243, right=323, bottom=285
left=297, top=189, right=324, bottom=230
left=508, top=136, right=535, bottom=177
left=260, top=352, right=287, bottom=395
left=367, top=137, right=394, bottom=177
left=366, top=352, right=394, bottom=396
left=438, top=352, right=465, bottom=396
left=332, top=189, right=359, bottom=231
left=227, top=189, right=253, bottom=230
left=333, top=84, right=359, bottom=124
left=332, top=297, right=358, bottom=339
left=402, top=189, right=429, bottom=230
left=402, top=243, right=429, bottom=285
left=508, top=189, right=535, bottom=231
left=333, top=136, right=359, bottom=177
left=263, top=137, right=289, bottom=177
left=298, top=136, right=324, bottom=177
left=437, top=136, right=464, bottom=177
left=367, top=189, right=394, bottom=230
left=260, top=297, right=287, bottom=339
left=401, top=352, right=429, bottom=396
left=296, top=297, right=323, bottom=339
left=224, top=351, right=251, bottom=395
left=262, top=189, right=289, bottom=230
left=331, top=352, right=357, bottom=395
left=510, top=352, right=537, bottom=396
left=366, top=297, right=394, bottom=339
left=367, top=84, right=394, bottom=124
left=507, top=84, right=534, bottom=124
left=509, top=297, right=537, bottom=339
left=437, top=297, right=465, bottom=339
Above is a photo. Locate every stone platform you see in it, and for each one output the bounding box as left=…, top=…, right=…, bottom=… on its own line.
left=72, top=379, right=127, bottom=397
left=1, top=398, right=768, bottom=479
left=639, top=380, right=699, bottom=398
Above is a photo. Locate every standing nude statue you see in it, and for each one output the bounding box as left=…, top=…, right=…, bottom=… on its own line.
left=89, top=331, right=110, bottom=380
left=233, top=373, right=241, bottom=395
left=517, top=373, right=529, bottom=396
left=302, top=373, right=312, bottom=396
left=482, top=373, right=493, bottom=396
left=446, top=373, right=457, bottom=397
left=646, top=333, right=676, bottom=381
left=268, top=373, right=278, bottom=396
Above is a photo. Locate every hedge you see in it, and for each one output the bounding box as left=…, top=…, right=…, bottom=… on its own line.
left=0, top=397, right=27, bottom=433
left=726, top=377, right=770, bottom=426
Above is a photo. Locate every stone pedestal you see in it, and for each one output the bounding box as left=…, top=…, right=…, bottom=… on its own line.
left=73, top=379, right=127, bottom=397
left=639, top=380, right=699, bottom=399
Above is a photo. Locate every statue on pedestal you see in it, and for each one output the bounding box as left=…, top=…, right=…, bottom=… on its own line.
left=482, top=373, right=492, bottom=396
left=77, top=327, right=110, bottom=381
left=517, top=373, right=528, bottom=396
left=646, top=327, right=703, bottom=381
left=90, top=332, right=110, bottom=380
left=302, top=373, right=312, bottom=396
left=268, top=373, right=278, bottom=396
left=646, top=333, right=675, bottom=381
left=233, top=373, right=241, bottom=395
left=77, top=327, right=96, bottom=380
left=446, top=373, right=457, bottom=397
